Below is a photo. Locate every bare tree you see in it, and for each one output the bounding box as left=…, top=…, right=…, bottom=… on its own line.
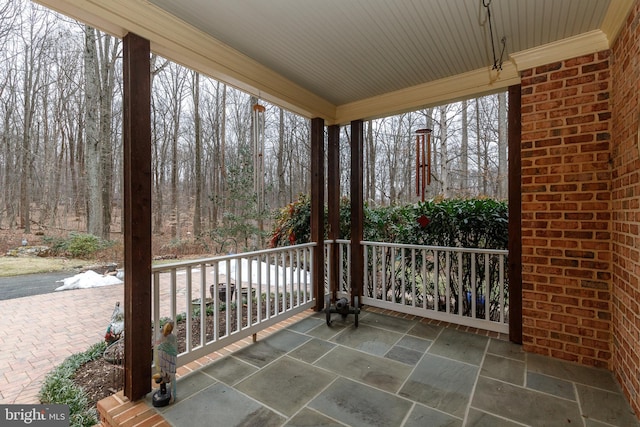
left=157, top=62, right=188, bottom=239
left=19, top=5, right=54, bottom=233
left=497, top=91, right=507, bottom=199
left=191, top=70, right=202, bottom=236
left=461, top=99, right=469, bottom=193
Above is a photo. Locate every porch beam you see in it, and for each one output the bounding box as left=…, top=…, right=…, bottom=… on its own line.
left=350, top=120, right=364, bottom=306
left=327, top=125, right=340, bottom=302
left=508, top=84, right=523, bottom=344
left=123, top=32, right=152, bottom=400
left=311, top=117, right=325, bottom=311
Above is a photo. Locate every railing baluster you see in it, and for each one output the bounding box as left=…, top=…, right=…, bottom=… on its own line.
left=186, top=265, right=193, bottom=353
left=372, top=245, right=377, bottom=300
left=434, top=250, right=439, bottom=312
left=170, top=269, right=177, bottom=323
left=393, top=247, right=397, bottom=303
left=499, top=254, right=505, bottom=323
left=422, top=249, right=427, bottom=310
left=200, top=263, right=206, bottom=347
left=225, top=259, right=231, bottom=337
left=213, top=262, right=219, bottom=342
left=363, top=244, right=369, bottom=298
left=303, top=248, right=308, bottom=303
left=485, top=253, right=490, bottom=323
left=236, top=257, right=242, bottom=332
left=296, top=247, right=301, bottom=306
left=411, top=248, right=416, bottom=307
left=282, top=251, right=293, bottom=311
left=257, top=254, right=263, bottom=322
left=400, top=248, right=406, bottom=305
left=346, top=244, right=351, bottom=295
left=308, top=246, right=313, bottom=304
left=274, top=252, right=280, bottom=315
left=471, top=254, right=477, bottom=320
left=153, top=271, right=160, bottom=365
left=457, top=252, right=463, bottom=316
left=445, top=251, right=450, bottom=314
left=247, top=257, right=253, bottom=329
left=266, top=253, right=271, bottom=319
left=382, top=246, right=387, bottom=301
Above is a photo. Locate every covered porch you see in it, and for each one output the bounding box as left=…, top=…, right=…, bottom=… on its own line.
left=31, top=0, right=640, bottom=425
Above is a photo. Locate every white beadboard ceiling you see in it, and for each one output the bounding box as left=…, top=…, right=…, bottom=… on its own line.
left=150, top=0, right=609, bottom=105
left=36, top=0, right=632, bottom=123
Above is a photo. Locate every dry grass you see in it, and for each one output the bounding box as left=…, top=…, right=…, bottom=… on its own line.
left=0, top=256, right=90, bottom=277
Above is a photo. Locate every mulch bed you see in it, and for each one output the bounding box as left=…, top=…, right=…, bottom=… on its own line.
left=72, top=298, right=293, bottom=409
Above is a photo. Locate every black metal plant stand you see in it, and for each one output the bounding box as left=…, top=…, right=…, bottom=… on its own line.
left=325, top=296, right=360, bottom=327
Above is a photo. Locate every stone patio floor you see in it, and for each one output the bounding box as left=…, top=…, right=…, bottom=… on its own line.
left=145, top=308, right=639, bottom=427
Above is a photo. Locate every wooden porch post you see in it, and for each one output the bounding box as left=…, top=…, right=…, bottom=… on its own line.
left=311, top=117, right=325, bottom=311
left=350, top=120, right=364, bottom=306
left=508, top=84, right=523, bottom=344
left=123, top=33, right=152, bottom=400
left=327, top=125, right=340, bottom=302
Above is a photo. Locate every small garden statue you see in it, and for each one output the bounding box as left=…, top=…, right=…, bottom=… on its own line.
left=104, top=302, right=124, bottom=345
left=152, top=321, right=177, bottom=407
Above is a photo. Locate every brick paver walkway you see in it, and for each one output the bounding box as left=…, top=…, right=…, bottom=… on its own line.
left=0, top=285, right=124, bottom=404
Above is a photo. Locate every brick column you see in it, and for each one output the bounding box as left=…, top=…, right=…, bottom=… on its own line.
left=611, top=0, right=640, bottom=416
left=520, top=52, right=612, bottom=368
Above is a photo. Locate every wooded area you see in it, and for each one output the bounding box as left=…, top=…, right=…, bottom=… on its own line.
left=0, top=1, right=508, bottom=250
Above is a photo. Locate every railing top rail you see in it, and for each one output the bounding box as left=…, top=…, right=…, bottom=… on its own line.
left=151, top=242, right=316, bottom=273
left=336, top=240, right=508, bottom=255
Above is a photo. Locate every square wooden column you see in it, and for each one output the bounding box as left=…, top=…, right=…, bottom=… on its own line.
left=123, top=32, right=152, bottom=400
left=508, top=84, right=523, bottom=344
left=327, top=125, right=340, bottom=302
left=311, top=117, right=325, bottom=310
left=350, top=120, right=364, bottom=306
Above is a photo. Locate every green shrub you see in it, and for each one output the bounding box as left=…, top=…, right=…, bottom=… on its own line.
left=39, top=341, right=107, bottom=427
left=269, top=195, right=508, bottom=250
left=43, top=233, right=113, bottom=258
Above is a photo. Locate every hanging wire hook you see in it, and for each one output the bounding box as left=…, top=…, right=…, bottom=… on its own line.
left=482, top=0, right=505, bottom=70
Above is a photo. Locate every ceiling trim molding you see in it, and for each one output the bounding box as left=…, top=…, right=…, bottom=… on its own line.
left=334, top=62, right=520, bottom=125
left=510, top=30, right=610, bottom=72
left=601, top=0, right=636, bottom=45
left=34, top=0, right=126, bottom=38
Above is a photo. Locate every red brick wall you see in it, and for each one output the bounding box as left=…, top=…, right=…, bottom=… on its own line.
left=520, top=52, right=613, bottom=368
left=611, top=0, right=640, bottom=416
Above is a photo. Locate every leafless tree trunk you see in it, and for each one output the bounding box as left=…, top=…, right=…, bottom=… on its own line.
left=20, top=7, right=49, bottom=233
left=439, top=106, right=449, bottom=197
left=192, top=71, right=202, bottom=236
left=2, top=79, right=17, bottom=227
left=475, top=98, right=487, bottom=195
left=497, top=92, right=508, bottom=199
left=277, top=107, right=286, bottom=206
left=164, top=64, right=187, bottom=239
left=84, top=25, right=103, bottom=237
left=150, top=54, right=168, bottom=233
left=366, top=120, right=376, bottom=202
left=98, top=33, right=119, bottom=238
left=221, top=86, right=228, bottom=211
left=461, top=99, right=469, bottom=193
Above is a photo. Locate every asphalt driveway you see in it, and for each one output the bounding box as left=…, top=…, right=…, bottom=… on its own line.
left=0, top=272, right=76, bottom=300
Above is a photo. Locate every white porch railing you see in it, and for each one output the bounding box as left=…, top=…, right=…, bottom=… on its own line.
left=152, top=243, right=316, bottom=367
left=328, top=240, right=509, bottom=333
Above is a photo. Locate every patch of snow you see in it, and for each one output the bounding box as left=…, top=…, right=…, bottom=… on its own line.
left=55, top=270, right=123, bottom=291
left=214, top=258, right=310, bottom=286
